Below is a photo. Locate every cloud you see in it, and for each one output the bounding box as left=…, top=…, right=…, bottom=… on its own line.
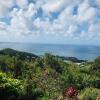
left=0, top=0, right=15, bottom=17
left=0, top=22, right=7, bottom=30
left=26, top=3, right=37, bottom=17
left=42, top=0, right=66, bottom=15
left=9, top=8, right=34, bottom=35
left=16, top=0, right=28, bottom=9
left=89, top=23, right=100, bottom=32
left=77, top=0, right=97, bottom=23
left=96, top=0, right=100, bottom=6
left=0, top=0, right=100, bottom=43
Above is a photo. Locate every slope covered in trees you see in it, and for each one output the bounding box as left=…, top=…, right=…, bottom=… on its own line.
left=0, top=48, right=100, bottom=100
left=0, top=48, right=38, bottom=60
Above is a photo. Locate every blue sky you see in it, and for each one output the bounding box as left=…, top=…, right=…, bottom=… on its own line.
left=0, top=0, right=100, bottom=45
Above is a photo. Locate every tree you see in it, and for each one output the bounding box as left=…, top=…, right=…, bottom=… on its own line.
left=44, top=53, right=63, bottom=73
left=92, top=56, right=100, bottom=70
left=14, top=60, right=24, bottom=78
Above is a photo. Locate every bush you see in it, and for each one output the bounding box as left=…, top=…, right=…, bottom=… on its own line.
left=0, top=72, right=26, bottom=100
left=79, top=87, right=100, bottom=100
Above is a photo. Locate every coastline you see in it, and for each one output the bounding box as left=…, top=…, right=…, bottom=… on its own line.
left=0, top=48, right=87, bottom=63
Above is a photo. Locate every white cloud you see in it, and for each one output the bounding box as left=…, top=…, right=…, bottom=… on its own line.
left=78, top=22, right=100, bottom=39
left=0, top=22, right=7, bottom=30
left=0, top=0, right=100, bottom=43
left=0, top=0, right=15, bottom=17
left=67, top=25, right=78, bottom=34
left=26, top=3, right=37, bottom=18
left=77, top=1, right=97, bottom=23
left=96, top=0, right=100, bottom=6
left=42, top=0, right=66, bottom=14
left=41, top=0, right=83, bottom=15
left=8, top=2, right=39, bottom=36
left=16, top=0, right=28, bottom=9
left=10, top=9, right=33, bottom=35
left=88, top=23, right=100, bottom=33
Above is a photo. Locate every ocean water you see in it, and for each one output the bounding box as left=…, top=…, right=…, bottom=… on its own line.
left=0, top=42, right=100, bottom=61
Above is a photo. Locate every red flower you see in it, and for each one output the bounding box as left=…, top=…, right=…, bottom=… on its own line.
left=63, top=86, right=78, bottom=98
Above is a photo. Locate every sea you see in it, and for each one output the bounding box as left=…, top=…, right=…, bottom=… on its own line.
left=0, top=42, right=100, bottom=61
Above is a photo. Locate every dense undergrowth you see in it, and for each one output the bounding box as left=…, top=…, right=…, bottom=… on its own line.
left=0, top=49, right=100, bottom=100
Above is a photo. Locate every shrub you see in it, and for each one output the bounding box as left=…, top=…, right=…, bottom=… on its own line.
left=79, top=87, right=100, bottom=100
left=0, top=72, right=26, bottom=100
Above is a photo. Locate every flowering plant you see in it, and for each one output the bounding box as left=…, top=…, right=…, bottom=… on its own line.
left=63, top=86, right=78, bottom=99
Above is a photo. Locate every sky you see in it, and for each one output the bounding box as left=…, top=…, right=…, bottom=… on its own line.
left=0, top=0, right=100, bottom=45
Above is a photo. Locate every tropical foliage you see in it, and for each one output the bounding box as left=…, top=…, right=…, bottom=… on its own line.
left=0, top=48, right=100, bottom=100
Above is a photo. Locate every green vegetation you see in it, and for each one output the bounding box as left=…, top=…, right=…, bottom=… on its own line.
left=0, top=48, right=100, bottom=100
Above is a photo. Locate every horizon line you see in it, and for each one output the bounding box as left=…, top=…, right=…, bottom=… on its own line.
left=0, top=41, right=100, bottom=46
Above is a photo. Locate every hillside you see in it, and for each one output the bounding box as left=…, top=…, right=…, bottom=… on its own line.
left=0, top=48, right=38, bottom=60
left=55, top=55, right=87, bottom=63
left=0, top=49, right=100, bottom=100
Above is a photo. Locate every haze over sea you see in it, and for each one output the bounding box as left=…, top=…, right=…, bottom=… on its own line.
left=0, top=42, right=100, bottom=61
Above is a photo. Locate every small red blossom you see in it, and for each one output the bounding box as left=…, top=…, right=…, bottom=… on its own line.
left=63, top=86, right=78, bottom=98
